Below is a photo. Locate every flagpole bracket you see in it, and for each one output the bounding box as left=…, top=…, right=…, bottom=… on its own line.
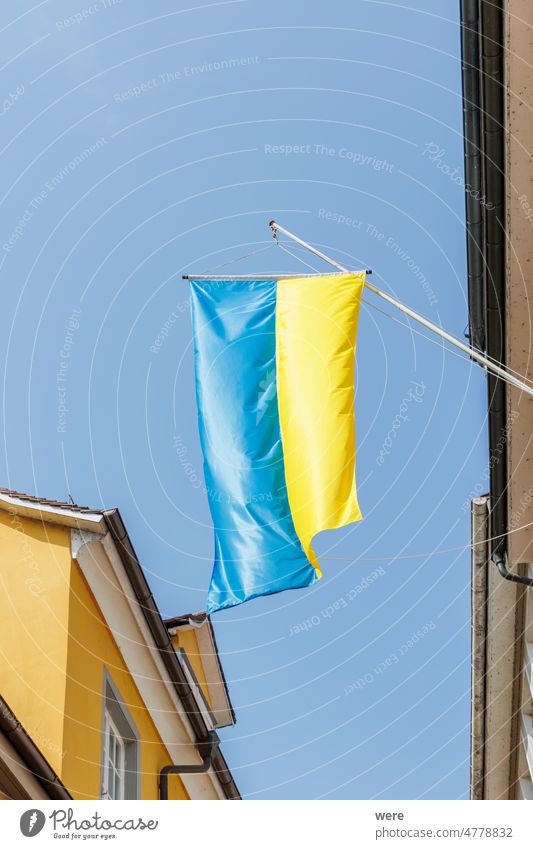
left=268, top=219, right=372, bottom=276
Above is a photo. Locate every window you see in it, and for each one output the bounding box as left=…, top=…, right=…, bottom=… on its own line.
left=102, top=708, right=126, bottom=800
left=100, top=671, right=140, bottom=800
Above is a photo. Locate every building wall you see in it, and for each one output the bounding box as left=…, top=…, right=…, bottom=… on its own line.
left=0, top=510, right=188, bottom=800
left=0, top=511, right=71, bottom=775
left=506, top=0, right=533, bottom=565
left=469, top=1, right=533, bottom=799
left=504, top=0, right=533, bottom=798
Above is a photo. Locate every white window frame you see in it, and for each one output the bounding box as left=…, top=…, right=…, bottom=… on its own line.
left=102, top=708, right=126, bottom=800
left=100, top=670, right=140, bottom=800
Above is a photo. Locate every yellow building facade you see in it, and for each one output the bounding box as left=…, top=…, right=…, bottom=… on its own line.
left=0, top=489, right=238, bottom=801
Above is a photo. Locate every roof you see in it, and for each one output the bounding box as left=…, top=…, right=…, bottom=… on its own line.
left=0, top=487, right=99, bottom=513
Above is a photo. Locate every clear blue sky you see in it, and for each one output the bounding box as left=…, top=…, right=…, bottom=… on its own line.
left=0, top=0, right=487, bottom=799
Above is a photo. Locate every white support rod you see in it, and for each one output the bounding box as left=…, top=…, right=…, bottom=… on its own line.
left=269, top=220, right=533, bottom=399
left=182, top=272, right=366, bottom=280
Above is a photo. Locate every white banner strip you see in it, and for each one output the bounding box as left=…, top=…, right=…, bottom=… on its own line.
left=4, top=800, right=532, bottom=848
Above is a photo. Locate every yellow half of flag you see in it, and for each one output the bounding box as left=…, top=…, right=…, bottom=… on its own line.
left=276, top=272, right=365, bottom=577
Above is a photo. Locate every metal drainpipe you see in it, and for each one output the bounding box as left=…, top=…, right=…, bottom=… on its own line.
left=461, top=1, right=531, bottom=587
left=491, top=544, right=533, bottom=587
left=460, top=0, right=485, bottom=351
left=480, top=0, right=507, bottom=562
left=159, top=732, right=219, bottom=800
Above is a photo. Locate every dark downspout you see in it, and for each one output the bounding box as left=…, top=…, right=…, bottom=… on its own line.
left=461, top=0, right=484, bottom=352
left=480, top=0, right=507, bottom=557
left=159, top=732, right=219, bottom=800
left=492, top=542, right=533, bottom=587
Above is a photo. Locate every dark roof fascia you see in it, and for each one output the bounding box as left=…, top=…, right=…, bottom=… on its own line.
left=0, top=695, right=72, bottom=801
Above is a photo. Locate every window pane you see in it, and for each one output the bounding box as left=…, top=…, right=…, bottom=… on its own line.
left=103, top=709, right=126, bottom=800
left=102, top=686, right=138, bottom=800
left=108, top=759, right=115, bottom=799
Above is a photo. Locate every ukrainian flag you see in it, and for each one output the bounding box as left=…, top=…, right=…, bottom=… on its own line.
left=190, top=273, right=364, bottom=613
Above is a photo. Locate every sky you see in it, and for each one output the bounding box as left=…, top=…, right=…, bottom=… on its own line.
left=0, top=0, right=488, bottom=799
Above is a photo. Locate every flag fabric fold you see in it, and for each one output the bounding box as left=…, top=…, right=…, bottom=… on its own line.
left=190, top=273, right=364, bottom=613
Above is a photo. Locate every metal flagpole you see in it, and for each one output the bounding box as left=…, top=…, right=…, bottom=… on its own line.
left=182, top=272, right=371, bottom=280
left=269, top=220, right=533, bottom=399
